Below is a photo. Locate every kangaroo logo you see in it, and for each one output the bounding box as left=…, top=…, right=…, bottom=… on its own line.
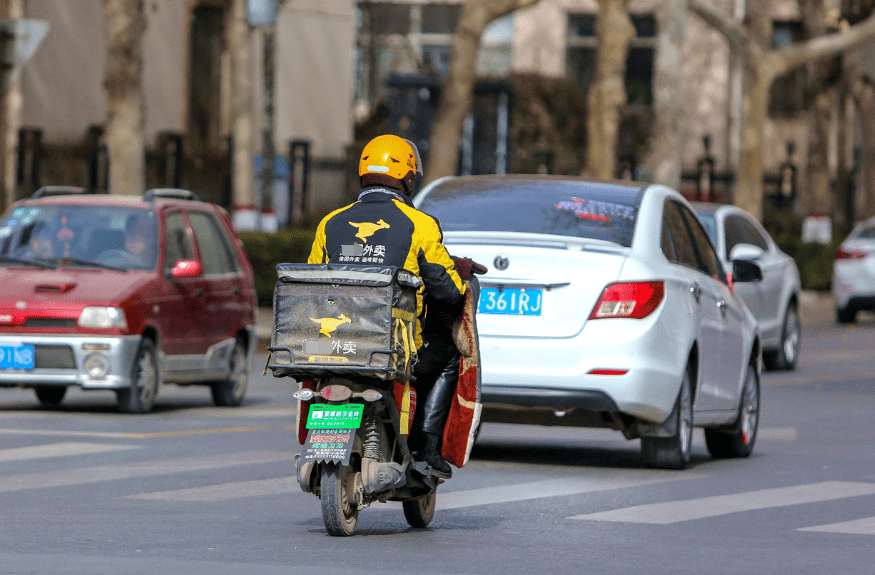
left=310, top=314, right=351, bottom=338
left=348, top=219, right=390, bottom=242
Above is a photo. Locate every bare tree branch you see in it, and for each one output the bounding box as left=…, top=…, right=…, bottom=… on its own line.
left=425, top=0, right=540, bottom=182
left=687, top=0, right=755, bottom=61
left=690, top=0, right=875, bottom=219
left=769, top=13, right=875, bottom=78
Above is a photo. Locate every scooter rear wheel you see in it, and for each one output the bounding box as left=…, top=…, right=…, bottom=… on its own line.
left=321, top=463, right=359, bottom=536
left=402, top=489, right=436, bottom=528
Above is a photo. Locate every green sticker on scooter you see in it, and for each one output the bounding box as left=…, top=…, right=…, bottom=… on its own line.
left=306, top=403, right=364, bottom=429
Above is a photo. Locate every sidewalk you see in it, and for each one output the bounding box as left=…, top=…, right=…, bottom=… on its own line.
left=798, top=290, right=835, bottom=329
left=255, top=290, right=836, bottom=351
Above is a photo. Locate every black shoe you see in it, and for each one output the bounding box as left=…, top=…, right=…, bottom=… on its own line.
left=422, top=432, right=453, bottom=478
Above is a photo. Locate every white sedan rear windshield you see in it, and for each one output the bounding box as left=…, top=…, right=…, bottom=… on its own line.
left=417, top=178, right=644, bottom=247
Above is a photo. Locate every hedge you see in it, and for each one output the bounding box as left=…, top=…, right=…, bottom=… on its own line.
left=239, top=229, right=316, bottom=306
left=762, top=207, right=839, bottom=292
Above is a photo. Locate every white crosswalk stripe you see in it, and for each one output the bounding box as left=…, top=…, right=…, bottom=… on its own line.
left=129, top=469, right=703, bottom=506
left=0, top=450, right=293, bottom=493
left=435, top=471, right=705, bottom=511
left=568, top=481, right=875, bottom=524
left=0, top=442, right=137, bottom=462
left=798, top=516, right=875, bottom=535
left=5, top=440, right=875, bottom=538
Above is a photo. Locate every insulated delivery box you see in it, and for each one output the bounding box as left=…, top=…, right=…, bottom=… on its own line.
left=267, top=263, right=422, bottom=381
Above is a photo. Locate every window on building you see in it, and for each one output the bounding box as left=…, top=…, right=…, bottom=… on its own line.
left=365, top=2, right=411, bottom=35
left=421, top=3, right=461, bottom=34
left=355, top=1, right=509, bottom=105
left=566, top=13, right=656, bottom=106
left=769, top=21, right=807, bottom=117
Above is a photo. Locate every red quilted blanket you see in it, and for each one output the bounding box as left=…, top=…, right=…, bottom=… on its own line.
left=441, top=279, right=482, bottom=468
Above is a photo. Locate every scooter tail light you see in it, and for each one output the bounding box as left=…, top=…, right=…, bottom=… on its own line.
left=319, top=384, right=353, bottom=401
left=589, top=281, right=664, bottom=320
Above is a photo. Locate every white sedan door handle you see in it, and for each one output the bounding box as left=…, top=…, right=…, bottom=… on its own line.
left=717, top=299, right=727, bottom=315
left=689, top=283, right=701, bottom=303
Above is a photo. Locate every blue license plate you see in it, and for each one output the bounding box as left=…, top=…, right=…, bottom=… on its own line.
left=478, top=287, right=543, bottom=316
left=0, top=345, right=35, bottom=370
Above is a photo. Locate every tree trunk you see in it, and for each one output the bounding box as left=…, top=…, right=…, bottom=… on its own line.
left=102, top=0, right=146, bottom=196
left=799, top=0, right=833, bottom=220
left=735, top=73, right=770, bottom=219
left=834, top=83, right=852, bottom=231
left=230, top=0, right=255, bottom=217
left=689, top=0, right=875, bottom=221
left=850, top=74, right=875, bottom=219
left=649, top=0, right=687, bottom=189
left=2, top=0, right=24, bottom=208
left=805, top=90, right=833, bottom=216
left=425, top=0, right=540, bottom=183
left=586, top=0, right=634, bottom=180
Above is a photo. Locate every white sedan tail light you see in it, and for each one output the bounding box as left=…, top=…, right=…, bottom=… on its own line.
left=589, top=281, right=664, bottom=320
left=835, top=247, right=867, bottom=260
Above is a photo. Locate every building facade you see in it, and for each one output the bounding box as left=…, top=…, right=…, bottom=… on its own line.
left=1, top=0, right=355, bottom=228
left=358, top=0, right=869, bottom=210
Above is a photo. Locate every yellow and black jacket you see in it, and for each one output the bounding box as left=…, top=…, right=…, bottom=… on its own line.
left=308, top=187, right=465, bottom=347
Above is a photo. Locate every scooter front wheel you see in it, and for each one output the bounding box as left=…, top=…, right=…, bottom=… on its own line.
left=402, top=488, right=436, bottom=528
left=320, top=462, right=359, bottom=536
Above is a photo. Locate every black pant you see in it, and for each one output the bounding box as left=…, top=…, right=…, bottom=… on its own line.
left=410, top=333, right=460, bottom=442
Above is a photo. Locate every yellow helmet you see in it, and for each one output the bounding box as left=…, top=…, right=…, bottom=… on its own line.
left=359, top=135, right=423, bottom=181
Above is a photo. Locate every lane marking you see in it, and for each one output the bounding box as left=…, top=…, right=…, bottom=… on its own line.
left=0, top=451, right=293, bottom=493
left=0, top=425, right=286, bottom=439
left=569, top=481, right=875, bottom=524
left=127, top=476, right=299, bottom=502
left=0, top=442, right=137, bottom=462
left=798, top=516, right=875, bottom=535
left=436, top=471, right=706, bottom=511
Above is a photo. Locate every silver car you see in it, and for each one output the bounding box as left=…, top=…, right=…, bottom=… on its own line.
left=832, top=217, right=875, bottom=323
left=693, top=203, right=802, bottom=370
left=414, top=176, right=762, bottom=469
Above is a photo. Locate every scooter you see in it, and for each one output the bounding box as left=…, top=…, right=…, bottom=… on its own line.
left=266, top=263, right=481, bottom=536
left=290, top=375, right=439, bottom=535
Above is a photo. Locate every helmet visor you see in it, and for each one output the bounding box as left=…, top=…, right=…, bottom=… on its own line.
left=404, top=139, right=423, bottom=177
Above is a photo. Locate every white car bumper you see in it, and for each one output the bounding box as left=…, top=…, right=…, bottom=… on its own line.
left=478, top=317, right=687, bottom=425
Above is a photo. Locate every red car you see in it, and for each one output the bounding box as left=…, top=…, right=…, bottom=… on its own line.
left=0, top=186, right=257, bottom=413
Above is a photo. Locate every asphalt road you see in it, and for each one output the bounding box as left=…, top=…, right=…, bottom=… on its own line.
left=1, top=293, right=874, bottom=574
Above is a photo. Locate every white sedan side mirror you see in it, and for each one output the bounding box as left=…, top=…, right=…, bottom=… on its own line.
left=729, top=242, right=765, bottom=261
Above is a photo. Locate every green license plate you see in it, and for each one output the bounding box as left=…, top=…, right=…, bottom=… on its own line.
left=306, top=403, right=364, bottom=429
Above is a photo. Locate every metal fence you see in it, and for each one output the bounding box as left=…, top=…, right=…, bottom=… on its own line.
left=8, top=127, right=353, bottom=225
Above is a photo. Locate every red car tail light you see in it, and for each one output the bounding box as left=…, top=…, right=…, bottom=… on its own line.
left=589, top=281, right=664, bottom=320
left=835, top=247, right=867, bottom=260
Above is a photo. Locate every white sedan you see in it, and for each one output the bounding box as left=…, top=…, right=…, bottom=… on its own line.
left=414, top=175, right=763, bottom=469
left=832, top=217, right=875, bottom=323
left=692, top=203, right=801, bottom=370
